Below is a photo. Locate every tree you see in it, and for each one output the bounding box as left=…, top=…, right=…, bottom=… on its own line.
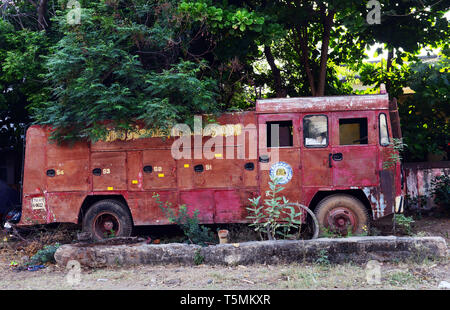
left=360, top=0, right=449, bottom=96
left=31, top=0, right=220, bottom=142
left=399, top=55, right=449, bottom=161
left=180, top=0, right=375, bottom=97
left=0, top=18, right=50, bottom=151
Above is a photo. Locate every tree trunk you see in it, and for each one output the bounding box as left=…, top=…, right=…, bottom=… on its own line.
left=264, top=45, right=287, bottom=97
left=316, top=9, right=335, bottom=97
left=297, top=26, right=316, bottom=96
left=37, top=0, right=49, bottom=30
left=386, top=47, right=394, bottom=95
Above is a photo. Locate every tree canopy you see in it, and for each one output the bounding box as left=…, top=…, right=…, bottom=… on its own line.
left=0, top=0, right=448, bottom=160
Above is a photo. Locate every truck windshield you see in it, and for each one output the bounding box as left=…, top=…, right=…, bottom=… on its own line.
left=303, top=115, right=328, bottom=147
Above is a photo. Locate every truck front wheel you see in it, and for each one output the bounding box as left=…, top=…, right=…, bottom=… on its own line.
left=314, top=194, right=369, bottom=236
left=82, top=199, right=133, bottom=241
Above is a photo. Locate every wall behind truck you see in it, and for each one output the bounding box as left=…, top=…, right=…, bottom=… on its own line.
left=404, top=161, right=450, bottom=211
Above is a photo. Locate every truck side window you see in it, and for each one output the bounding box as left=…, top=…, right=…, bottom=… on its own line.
left=339, top=118, right=368, bottom=145
left=379, top=113, right=390, bottom=146
left=303, top=115, right=328, bottom=147
left=267, top=120, right=293, bottom=147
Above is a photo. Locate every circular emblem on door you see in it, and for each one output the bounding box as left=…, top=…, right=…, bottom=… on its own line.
left=269, top=161, right=293, bottom=185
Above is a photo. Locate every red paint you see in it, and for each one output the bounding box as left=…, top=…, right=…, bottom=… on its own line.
left=18, top=92, right=404, bottom=227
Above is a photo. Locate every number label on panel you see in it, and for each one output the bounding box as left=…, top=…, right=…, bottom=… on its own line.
left=103, top=168, right=111, bottom=175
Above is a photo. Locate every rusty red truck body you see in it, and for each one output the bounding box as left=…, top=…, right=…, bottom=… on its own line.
left=17, top=90, right=404, bottom=239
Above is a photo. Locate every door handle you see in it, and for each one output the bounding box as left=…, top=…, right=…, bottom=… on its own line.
left=259, top=155, right=270, bottom=163
left=194, top=164, right=204, bottom=172
left=329, top=153, right=343, bottom=168
left=332, top=153, right=343, bottom=161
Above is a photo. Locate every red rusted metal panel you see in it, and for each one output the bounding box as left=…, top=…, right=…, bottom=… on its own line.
left=193, top=158, right=243, bottom=189
left=214, top=190, right=243, bottom=223
left=127, top=151, right=143, bottom=191
left=256, top=94, right=389, bottom=113
left=22, top=126, right=47, bottom=195
left=91, top=152, right=127, bottom=191
left=46, top=140, right=90, bottom=192
left=179, top=190, right=215, bottom=223
left=46, top=192, right=85, bottom=223
left=331, top=111, right=378, bottom=187
left=142, top=149, right=177, bottom=189
left=129, top=191, right=175, bottom=225
left=177, top=158, right=194, bottom=189
left=302, top=149, right=332, bottom=187
left=257, top=113, right=302, bottom=203
left=300, top=112, right=332, bottom=189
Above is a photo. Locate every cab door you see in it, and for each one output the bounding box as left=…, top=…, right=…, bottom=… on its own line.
left=331, top=111, right=378, bottom=188
left=301, top=114, right=332, bottom=189
left=257, top=113, right=301, bottom=202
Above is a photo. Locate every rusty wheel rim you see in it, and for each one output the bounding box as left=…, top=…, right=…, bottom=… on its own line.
left=92, top=212, right=121, bottom=239
left=326, top=207, right=357, bottom=235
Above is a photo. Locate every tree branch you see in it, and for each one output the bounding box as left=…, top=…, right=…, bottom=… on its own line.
left=264, top=45, right=287, bottom=97
left=317, top=8, right=335, bottom=96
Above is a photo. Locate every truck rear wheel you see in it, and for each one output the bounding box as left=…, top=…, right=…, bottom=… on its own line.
left=314, top=194, right=369, bottom=236
left=82, top=199, right=133, bottom=241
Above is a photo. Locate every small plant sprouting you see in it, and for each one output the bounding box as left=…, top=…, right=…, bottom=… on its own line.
left=103, top=229, right=116, bottom=239
left=194, top=249, right=205, bottom=265
left=29, top=243, right=61, bottom=265
left=393, top=214, right=415, bottom=235
left=153, top=193, right=215, bottom=246
left=315, top=249, right=330, bottom=266
left=383, top=138, right=406, bottom=170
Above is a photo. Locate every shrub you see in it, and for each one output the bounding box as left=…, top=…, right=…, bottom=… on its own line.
left=153, top=193, right=215, bottom=246
left=393, top=214, right=415, bottom=235
left=29, top=243, right=60, bottom=265
left=246, top=175, right=303, bottom=240
left=430, top=174, right=450, bottom=211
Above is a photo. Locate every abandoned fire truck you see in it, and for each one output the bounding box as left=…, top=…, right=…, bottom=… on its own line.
left=13, top=86, right=404, bottom=240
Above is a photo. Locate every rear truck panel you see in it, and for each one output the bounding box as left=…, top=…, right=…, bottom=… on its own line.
left=19, top=93, right=404, bottom=228
left=20, top=126, right=90, bottom=225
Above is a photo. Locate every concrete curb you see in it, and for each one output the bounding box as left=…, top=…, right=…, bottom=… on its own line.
left=54, top=236, right=447, bottom=268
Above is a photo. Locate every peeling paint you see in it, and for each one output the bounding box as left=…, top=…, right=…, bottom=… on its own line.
left=363, top=187, right=387, bottom=219
left=404, top=164, right=449, bottom=210
left=256, top=94, right=389, bottom=113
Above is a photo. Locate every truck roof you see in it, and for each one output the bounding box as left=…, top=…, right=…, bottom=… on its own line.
left=256, top=93, right=389, bottom=114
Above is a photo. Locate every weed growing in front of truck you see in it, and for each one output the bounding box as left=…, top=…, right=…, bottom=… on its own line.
left=246, top=176, right=303, bottom=240
left=103, top=229, right=116, bottom=239
left=393, top=214, right=415, bottom=235
left=194, top=249, right=205, bottom=265
left=315, top=249, right=330, bottom=266
left=153, top=193, right=215, bottom=246
left=28, top=243, right=61, bottom=265
left=383, top=138, right=406, bottom=169
left=320, top=224, right=369, bottom=238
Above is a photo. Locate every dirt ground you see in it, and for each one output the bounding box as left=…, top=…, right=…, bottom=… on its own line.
left=0, top=216, right=448, bottom=290
left=0, top=260, right=448, bottom=290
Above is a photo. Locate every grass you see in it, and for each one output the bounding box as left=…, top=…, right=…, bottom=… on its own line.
left=385, top=270, right=420, bottom=287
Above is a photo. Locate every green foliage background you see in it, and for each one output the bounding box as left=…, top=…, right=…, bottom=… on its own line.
left=0, top=0, right=448, bottom=162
